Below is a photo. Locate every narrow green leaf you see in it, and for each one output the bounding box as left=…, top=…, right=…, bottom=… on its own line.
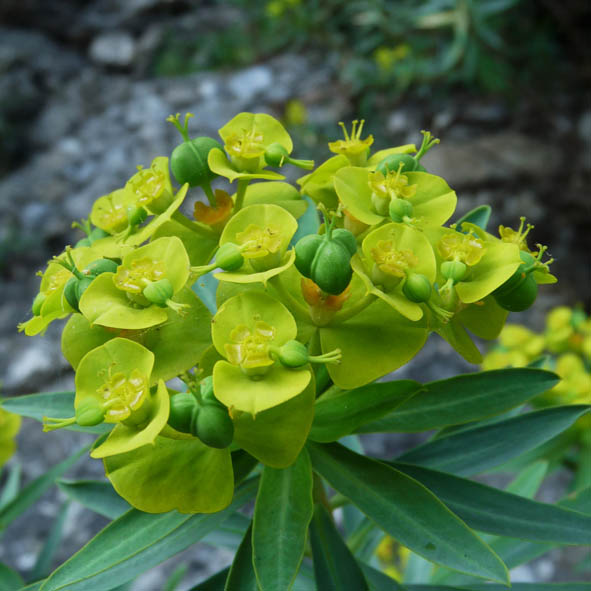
left=0, top=445, right=89, bottom=530
left=57, top=480, right=130, bottom=520
left=253, top=449, right=314, bottom=591
left=358, top=563, right=405, bottom=591
left=40, top=478, right=258, bottom=591
left=224, top=522, right=258, bottom=591
left=17, top=582, right=44, bottom=591
left=1, top=393, right=110, bottom=434
left=202, top=512, right=250, bottom=550
left=309, top=504, right=369, bottom=590
left=397, top=405, right=590, bottom=475
left=0, top=463, right=21, bottom=509
left=392, top=463, right=591, bottom=544
left=163, top=564, right=187, bottom=591
left=308, top=442, right=508, bottom=584
left=357, top=369, right=559, bottom=433
left=455, top=204, right=492, bottom=231
left=310, top=380, right=420, bottom=442
left=504, top=461, right=548, bottom=498
left=31, top=502, right=71, bottom=581
left=0, top=563, right=24, bottom=591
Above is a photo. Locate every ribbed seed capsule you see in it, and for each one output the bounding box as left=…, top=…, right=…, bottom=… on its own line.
left=389, top=198, right=414, bottom=223
left=168, top=393, right=198, bottom=434
left=84, top=258, right=119, bottom=276
left=441, top=260, right=467, bottom=282
left=215, top=243, right=244, bottom=271
left=195, top=405, right=234, bottom=449
left=171, top=137, right=222, bottom=187
left=310, top=240, right=353, bottom=295
left=377, top=153, right=417, bottom=175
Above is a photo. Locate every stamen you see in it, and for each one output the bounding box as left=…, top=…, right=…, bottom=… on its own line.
left=338, top=121, right=349, bottom=141
left=356, top=120, right=365, bottom=139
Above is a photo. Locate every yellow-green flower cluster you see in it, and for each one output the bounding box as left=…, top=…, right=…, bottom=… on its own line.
left=16, top=112, right=558, bottom=514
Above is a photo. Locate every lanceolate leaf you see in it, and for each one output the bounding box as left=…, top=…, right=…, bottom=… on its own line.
left=356, top=368, right=559, bottom=433
left=57, top=480, right=131, bottom=520
left=224, top=523, right=258, bottom=591
left=309, top=504, right=369, bottom=591
left=253, top=450, right=314, bottom=591
left=1, top=393, right=110, bottom=434
left=396, top=405, right=590, bottom=475
left=0, top=563, right=24, bottom=591
left=392, top=463, right=591, bottom=544
left=0, top=445, right=90, bottom=530
left=308, top=443, right=508, bottom=584
left=40, top=479, right=258, bottom=591
left=310, top=380, right=421, bottom=442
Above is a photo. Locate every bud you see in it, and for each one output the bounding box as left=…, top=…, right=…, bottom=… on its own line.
left=264, top=142, right=314, bottom=170
left=403, top=273, right=432, bottom=303
left=126, top=205, right=148, bottom=227
left=331, top=228, right=357, bottom=257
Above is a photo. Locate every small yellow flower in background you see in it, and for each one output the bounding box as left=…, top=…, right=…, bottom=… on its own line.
left=376, top=535, right=411, bottom=581
left=0, top=407, right=21, bottom=468
left=284, top=99, right=308, bottom=127
left=374, top=44, right=410, bottom=73
left=265, top=0, right=300, bottom=18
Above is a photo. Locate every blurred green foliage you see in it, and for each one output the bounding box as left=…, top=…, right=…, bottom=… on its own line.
left=151, top=0, right=560, bottom=101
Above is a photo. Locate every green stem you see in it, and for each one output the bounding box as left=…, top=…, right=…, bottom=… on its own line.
left=171, top=211, right=218, bottom=240
left=268, top=275, right=309, bottom=318
left=329, top=493, right=350, bottom=510
left=312, top=472, right=333, bottom=516
left=200, top=181, right=216, bottom=206
left=234, top=179, right=250, bottom=213
left=331, top=293, right=376, bottom=324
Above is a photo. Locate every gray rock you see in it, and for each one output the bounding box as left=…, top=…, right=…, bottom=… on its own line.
left=89, top=31, right=136, bottom=67
left=422, top=132, right=562, bottom=188
left=227, top=65, right=274, bottom=104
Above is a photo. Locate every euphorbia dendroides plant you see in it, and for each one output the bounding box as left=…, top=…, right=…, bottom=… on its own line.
left=2, top=111, right=589, bottom=591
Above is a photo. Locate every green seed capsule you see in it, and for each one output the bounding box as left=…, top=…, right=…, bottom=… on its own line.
left=403, top=273, right=432, bottom=303
left=441, top=260, right=467, bottom=282
left=76, top=276, right=94, bottom=302
left=75, top=237, right=92, bottom=248
left=389, top=198, right=414, bottom=222
left=494, top=274, right=538, bottom=312
left=199, top=376, right=218, bottom=406
left=310, top=241, right=353, bottom=295
left=170, top=137, right=223, bottom=187
left=75, top=399, right=105, bottom=427
left=127, top=205, right=148, bottom=227
left=331, top=228, right=357, bottom=257
left=143, top=278, right=174, bottom=307
left=32, top=292, right=46, bottom=316
left=264, top=143, right=290, bottom=167
left=294, top=234, right=324, bottom=277
left=216, top=243, right=244, bottom=271
left=84, top=258, right=119, bottom=276
left=195, top=404, right=234, bottom=449
left=64, top=277, right=80, bottom=311
left=89, top=227, right=110, bottom=242
left=168, top=392, right=198, bottom=433
left=376, top=154, right=417, bottom=175
left=276, top=340, right=309, bottom=368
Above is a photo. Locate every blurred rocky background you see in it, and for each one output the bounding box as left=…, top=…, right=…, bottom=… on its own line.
left=0, top=0, right=589, bottom=589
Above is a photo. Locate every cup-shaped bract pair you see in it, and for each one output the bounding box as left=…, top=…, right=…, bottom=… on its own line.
left=352, top=223, right=437, bottom=321
left=213, top=204, right=298, bottom=285
left=79, top=236, right=191, bottom=329
left=90, top=158, right=189, bottom=247
left=333, top=166, right=457, bottom=229
left=207, top=112, right=293, bottom=181
left=211, top=291, right=315, bottom=468
left=19, top=246, right=110, bottom=336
